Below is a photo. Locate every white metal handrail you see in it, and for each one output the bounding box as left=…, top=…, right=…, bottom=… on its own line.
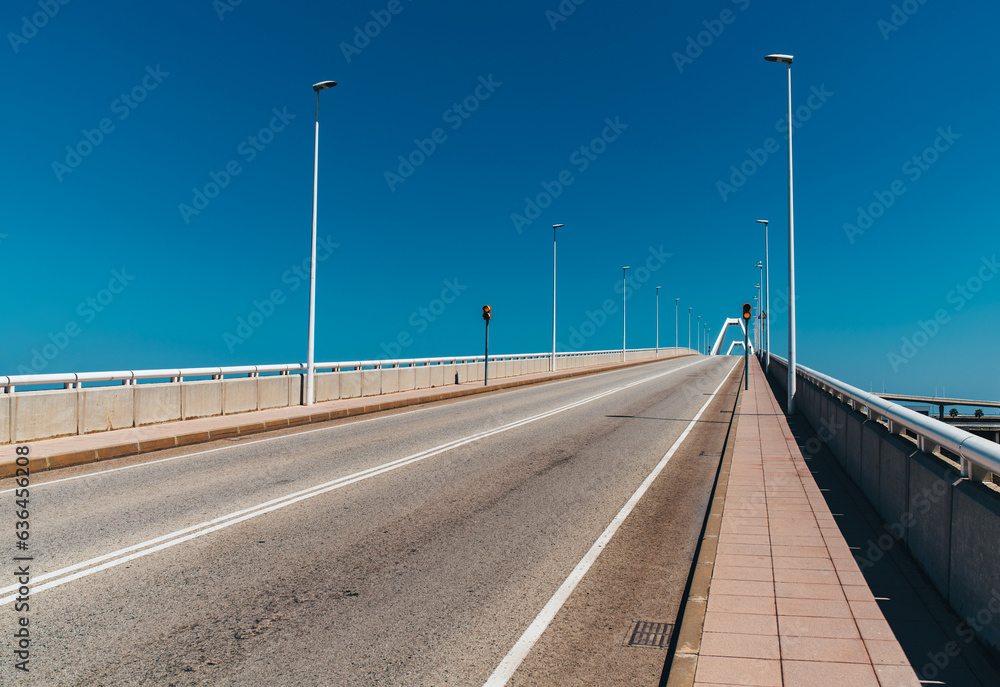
left=1, top=347, right=687, bottom=392
left=770, top=354, right=1000, bottom=477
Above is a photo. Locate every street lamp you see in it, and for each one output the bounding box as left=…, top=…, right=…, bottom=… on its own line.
left=757, top=219, right=770, bottom=374
left=755, top=264, right=763, bottom=357
left=622, top=266, right=631, bottom=360
left=753, top=295, right=759, bottom=352
left=706, top=326, right=711, bottom=355
left=765, top=52, right=796, bottom=414
left=697, top=315, right=701, bottom=353
left=305, top=79, right=338, bottom=406
left=675, top=298, right=680, bottom=349
left=655, top=286, right=661, bottom=356
left=688, top=307, right=692, bottom=350
left=551, top=224, right=564, bottom=372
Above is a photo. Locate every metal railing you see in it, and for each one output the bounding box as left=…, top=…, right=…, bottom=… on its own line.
left=1, top=347, right=687, bottom=393
left=770, top=354, right=1000, bottom=478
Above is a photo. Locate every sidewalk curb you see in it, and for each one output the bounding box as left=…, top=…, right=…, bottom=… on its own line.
left=662, top=358, right=744, bottom=687
left=6, top=354, right=695, bottom=479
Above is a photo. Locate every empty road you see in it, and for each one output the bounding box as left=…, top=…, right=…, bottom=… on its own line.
left=1, top=355, right=739, bottom=686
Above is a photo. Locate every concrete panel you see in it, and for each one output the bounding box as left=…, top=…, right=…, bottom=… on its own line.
left=82, top=386, right=135, bottom=434
left=832, top=402, right=848, bottom=468
left=136, top=383, right=182, bottom=426
left=380, top=368, right=399, bottom=395
left=0, top=395, right=9, bottom=444
left=183, top=380, right=223, bottom=419
left=288, top=374, right=303, bottom=406
left=362, top=369, right=381, bottom=397
left=844, top=409, right=864, bottom=485
left=430, top=365, right=445, bottom=388
left=907, top=452, right=956, bottom=598
left=469, top=362, right=483, bottom=382
left=340, top=371, right=361, bottom=399
left=259, top=376, right=290, bottom=409
left=14, top=389, right=79, bottom=441
left=859, top=420, right=883, bottom=506
left=801, top=382, right=814, bottom=425
left=876, top=431, right=913, bottom=531
left=414, top=366, right=431, bottom=390
left=315, top=372, right=340, bottom=402
left=454, top=364, right=469, bottom=384
left=398, top=367, right=415, bottom=392
left=949, top=481, right=1000, bottom=652
left=223, top=378, right=258, bottom=414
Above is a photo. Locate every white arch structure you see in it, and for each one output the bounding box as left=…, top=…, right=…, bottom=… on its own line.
left=709, top=318, right=755, bottom=356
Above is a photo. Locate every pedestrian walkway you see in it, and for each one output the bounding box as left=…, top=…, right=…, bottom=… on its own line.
left=1, top=354, right=686, bottom=479
left=674, top=358, right=922, bottom=687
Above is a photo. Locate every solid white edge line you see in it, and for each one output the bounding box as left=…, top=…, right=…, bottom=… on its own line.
left=482, top=357, right=738, bottom=687
left=0, top=356, right=698, bottom=495
left=0, top=358, right=714, bottom=604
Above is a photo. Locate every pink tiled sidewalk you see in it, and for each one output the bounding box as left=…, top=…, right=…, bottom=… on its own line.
left=694, top=359, right=921, bottom=687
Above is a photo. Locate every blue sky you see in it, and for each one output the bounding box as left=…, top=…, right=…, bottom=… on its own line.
left=3, top=0, right=999, bottom=401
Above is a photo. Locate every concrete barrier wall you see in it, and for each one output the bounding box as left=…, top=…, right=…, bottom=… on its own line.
left=766, top=356, right=1000, bottom=652
left=4, top=349, right=692, bottom=445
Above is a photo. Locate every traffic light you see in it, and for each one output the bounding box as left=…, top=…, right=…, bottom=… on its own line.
left=482, top=305, right=491, bottom=321
left=742, top=303, right=751, bottom=320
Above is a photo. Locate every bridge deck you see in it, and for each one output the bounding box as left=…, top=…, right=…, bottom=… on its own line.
left=688, top=359, right=921, bottom=686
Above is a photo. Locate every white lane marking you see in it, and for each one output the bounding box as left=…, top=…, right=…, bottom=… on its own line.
left=0, top=357, right=718, bottom=605
left=0, top=405, right=430, bottom=495
left=482, top=357, right=739, bottom=687
left=0, top=357, right=696, bottom=495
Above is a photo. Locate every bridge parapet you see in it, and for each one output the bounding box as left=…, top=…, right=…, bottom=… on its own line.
left=0, top=347, right=692, bottom=444
left=766, top=355, right=1000, bottom=655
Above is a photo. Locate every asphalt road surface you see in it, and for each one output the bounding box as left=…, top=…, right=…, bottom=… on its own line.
left=1, top=355, right=740, bottom=686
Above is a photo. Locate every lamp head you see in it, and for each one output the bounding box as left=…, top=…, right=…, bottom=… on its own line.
left=764, top=54, right=793, bottom=64
left=313, top=80, right=338, bottom=92
left=756, top=219, right=769, bottom=225
left=552, top=223, right=564, bottom=229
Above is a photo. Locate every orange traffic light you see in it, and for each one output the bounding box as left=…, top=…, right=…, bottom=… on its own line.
left=482, top=305, right=491, bottom=321
left=742, top=303, right=751, bottom=320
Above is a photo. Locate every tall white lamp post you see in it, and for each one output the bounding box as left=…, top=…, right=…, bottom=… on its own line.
left=306, top=79, right=337, bottom=406
left=551, top=224, right=564, bottom=372
left=765, top=53, right=796, bottom=414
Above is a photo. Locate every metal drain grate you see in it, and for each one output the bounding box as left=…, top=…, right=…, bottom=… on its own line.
left=627, top=621, right=672, bottom=648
